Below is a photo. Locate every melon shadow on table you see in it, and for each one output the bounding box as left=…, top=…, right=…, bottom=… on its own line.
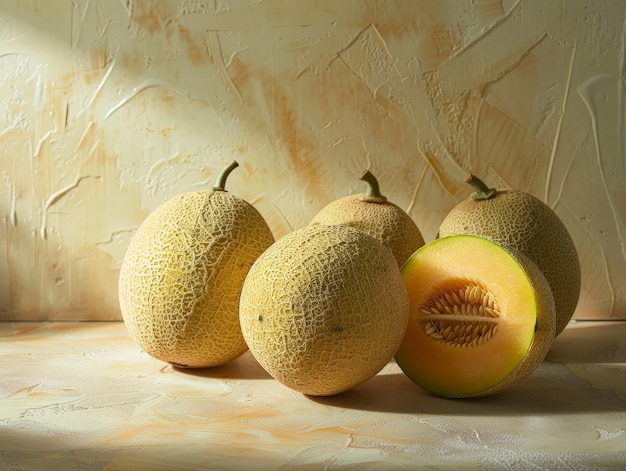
left=546, top=321, right=626, bottom=364
left=171, top=350, right=273, bottom=380
left=307, top=358, right=626, bottom=416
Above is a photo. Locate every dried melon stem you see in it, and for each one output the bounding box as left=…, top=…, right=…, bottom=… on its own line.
left=213, top=160, right=239, bottom=192
left=359, top=170, right=387, bottom=204
left=465, top=173, right=496, bottom=201
left=420, top=281, right=501, bottom=348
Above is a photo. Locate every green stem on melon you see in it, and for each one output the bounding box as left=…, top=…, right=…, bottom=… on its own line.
left=213, top=160, right=239, bottom=192
left=359, top=170, right=387, bottom=203
left=465, top=173, right=496, bottom=201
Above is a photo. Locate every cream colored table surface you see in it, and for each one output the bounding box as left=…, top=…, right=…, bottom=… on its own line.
left=1, top=321, right=625, bottom=471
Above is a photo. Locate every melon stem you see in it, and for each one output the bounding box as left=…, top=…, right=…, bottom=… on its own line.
left=360, top=170, right=387, bottom=203
left=213, top=161, right=239, bottom=192
left=465, top=173, right=496, bottom=201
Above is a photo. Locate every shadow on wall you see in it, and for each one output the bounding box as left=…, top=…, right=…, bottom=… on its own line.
left=0, top=1, right=624, bottom=322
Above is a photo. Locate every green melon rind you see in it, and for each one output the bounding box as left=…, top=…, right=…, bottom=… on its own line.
left=467, top=241, right=556, bottom=398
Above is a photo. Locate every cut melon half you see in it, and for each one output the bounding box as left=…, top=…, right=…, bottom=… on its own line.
left=395, top=235, right=556, bottom=398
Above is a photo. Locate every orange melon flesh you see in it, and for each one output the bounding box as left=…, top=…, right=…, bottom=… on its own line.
left=395, top=235, right=555, bottom=398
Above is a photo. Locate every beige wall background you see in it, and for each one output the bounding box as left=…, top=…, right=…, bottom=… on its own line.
left=0, top=0, right=624, bottom=321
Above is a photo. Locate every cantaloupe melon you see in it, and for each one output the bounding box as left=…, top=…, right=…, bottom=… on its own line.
left=310, top=170, right=425, bottom=267
left=118, top=161, right=274, bottom=368
left=239, top=224, right=409, bottom=396
left=395, top=235, right=556, bottom=398
left=438, top=173, right=580, bottom=337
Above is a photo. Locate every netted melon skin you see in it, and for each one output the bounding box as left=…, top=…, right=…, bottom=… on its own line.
left=310, top=195, right=425, bottom=268
left=438, top=190, right=580, bottom=337
left=239, top=224, right=409, bottom=396
left=119, top=190, right=274, bottom=368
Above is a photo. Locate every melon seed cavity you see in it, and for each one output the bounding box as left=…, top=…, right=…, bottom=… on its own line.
left=420, top=282, right=500, bottom=347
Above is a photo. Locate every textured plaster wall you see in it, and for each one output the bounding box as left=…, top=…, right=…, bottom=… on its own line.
left=0, top=0, right=624, bottom=321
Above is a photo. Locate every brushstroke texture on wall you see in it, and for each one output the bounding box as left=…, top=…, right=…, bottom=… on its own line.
left=0, top=0, right=624, bottom=320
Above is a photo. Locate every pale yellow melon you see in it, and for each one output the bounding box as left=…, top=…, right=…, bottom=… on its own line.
left=396, top=235, right=556, bottom=398
left=310, top=170, right=425, bottom=267
left=438, top=173, right=580, bottom=337
left=118, top=161, right=274, bottom=368
left=239, top=224, right=409, bottom=396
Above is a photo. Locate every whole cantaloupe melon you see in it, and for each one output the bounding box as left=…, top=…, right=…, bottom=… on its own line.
left=239, top=224, right=409, bottom=396
left=438, top=173, right=580, bottom=337
left=396, top=235, right=556, bottom=398
left=118, top=161, right=274, bottom=368
left=310, top=170, right=425, bottom=267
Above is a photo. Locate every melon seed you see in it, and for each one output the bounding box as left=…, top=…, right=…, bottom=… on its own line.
left=420, top=282, right=501, bottom=348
